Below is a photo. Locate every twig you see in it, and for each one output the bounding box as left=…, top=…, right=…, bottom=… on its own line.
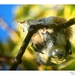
left=9, top=25, right=36, bottom=70
left=59, top=18, right=75, bottom=28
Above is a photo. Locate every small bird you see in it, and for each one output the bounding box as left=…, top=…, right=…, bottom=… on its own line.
left=17, top=16, right=72, bottom=65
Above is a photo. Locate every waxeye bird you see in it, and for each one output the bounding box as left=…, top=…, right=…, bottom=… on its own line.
left=17, top=16, right=72, bottom=65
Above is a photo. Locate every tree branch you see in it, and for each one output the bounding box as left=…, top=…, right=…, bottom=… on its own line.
left=9, top=26, right=36, bottom=70
left=59, top=18, right=75, bottom=29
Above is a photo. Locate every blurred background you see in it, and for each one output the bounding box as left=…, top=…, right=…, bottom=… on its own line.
left=0, top=4, right=75, bottom=70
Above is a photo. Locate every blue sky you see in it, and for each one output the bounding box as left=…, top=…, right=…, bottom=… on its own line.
left=0, top=5, right=17, bottom=43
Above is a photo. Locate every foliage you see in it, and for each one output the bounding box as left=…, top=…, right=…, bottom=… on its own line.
left=0, top=4, right=75, bottom=70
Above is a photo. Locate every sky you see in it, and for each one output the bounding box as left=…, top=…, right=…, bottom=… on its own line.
left=0, top=5, right=17, bottom=43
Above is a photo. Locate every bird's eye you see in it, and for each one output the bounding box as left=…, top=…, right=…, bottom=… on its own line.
left=47, top=47, right=66, bottom=64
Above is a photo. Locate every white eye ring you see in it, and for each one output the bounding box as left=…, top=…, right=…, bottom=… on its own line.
left=52, top=51, right=55, bottom=56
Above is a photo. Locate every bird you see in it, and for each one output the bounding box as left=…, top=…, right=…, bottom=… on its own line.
left=17, top=16, right=72, bottom=66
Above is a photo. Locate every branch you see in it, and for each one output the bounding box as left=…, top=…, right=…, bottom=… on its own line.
left=9, top=26, right=36, bottom=70
left=59, top=18, right=75, bottom=29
